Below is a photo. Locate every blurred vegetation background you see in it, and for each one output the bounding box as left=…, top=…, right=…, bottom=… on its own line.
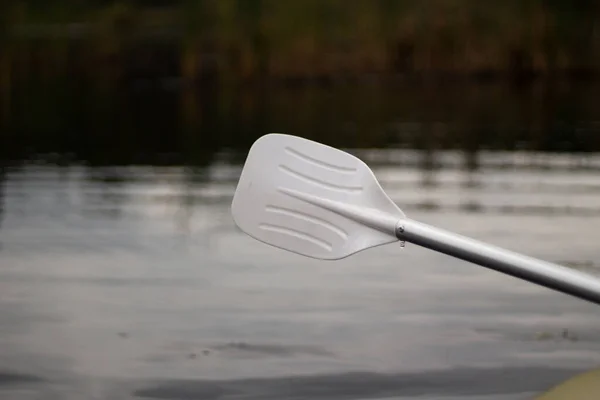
left=1, top=0, right=600, bottom=166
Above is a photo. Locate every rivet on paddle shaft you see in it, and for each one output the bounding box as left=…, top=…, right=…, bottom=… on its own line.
left=396, top=224, right=405, bottom=235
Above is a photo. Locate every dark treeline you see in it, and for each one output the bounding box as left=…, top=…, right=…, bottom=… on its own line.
left=3, top=0, right=600, bottom=80
left=1, top=1, right=600, bottom=166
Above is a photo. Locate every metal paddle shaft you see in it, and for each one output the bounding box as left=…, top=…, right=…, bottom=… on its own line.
left=396, top=218, right=600, bottom=305
left=232, top=133, right=600, bottom=307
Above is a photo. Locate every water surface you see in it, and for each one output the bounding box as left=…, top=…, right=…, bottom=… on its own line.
left=1, top=160, right=599, bottom=399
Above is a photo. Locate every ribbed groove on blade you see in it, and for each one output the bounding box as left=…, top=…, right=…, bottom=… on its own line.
left=284, top=146, right=357, bottom=173
left=258, top=223, right=333, bottom=251
left=279, top=165, right=363, bottom=193
left=265, top=204, right=348, bottom=239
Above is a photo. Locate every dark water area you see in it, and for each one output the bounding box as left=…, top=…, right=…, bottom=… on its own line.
left=3, top=79, right=600, bottom=168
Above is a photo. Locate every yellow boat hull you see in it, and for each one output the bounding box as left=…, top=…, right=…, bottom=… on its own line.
left=536, top=368, right=600, bottom=399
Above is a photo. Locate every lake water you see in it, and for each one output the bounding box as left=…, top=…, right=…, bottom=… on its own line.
left=1, top=153, right=600, bottom=399
left=6, top=7, right=600, bottom=399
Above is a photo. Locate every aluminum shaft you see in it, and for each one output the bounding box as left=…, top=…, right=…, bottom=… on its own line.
left=396, top=218, right=600, bottom=306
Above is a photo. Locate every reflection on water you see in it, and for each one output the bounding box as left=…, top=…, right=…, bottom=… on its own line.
left=7, top=154, right=600, bottom=241
left=0, top=165, right=5, bottom=233
left=4, top=81, right=600, bottom=167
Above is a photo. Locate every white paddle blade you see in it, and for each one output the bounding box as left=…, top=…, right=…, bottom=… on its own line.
left=231, top=133, right=405, bottom=260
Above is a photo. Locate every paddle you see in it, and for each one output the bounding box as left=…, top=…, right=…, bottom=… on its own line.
left=231, top=133, right=600, bottom=306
